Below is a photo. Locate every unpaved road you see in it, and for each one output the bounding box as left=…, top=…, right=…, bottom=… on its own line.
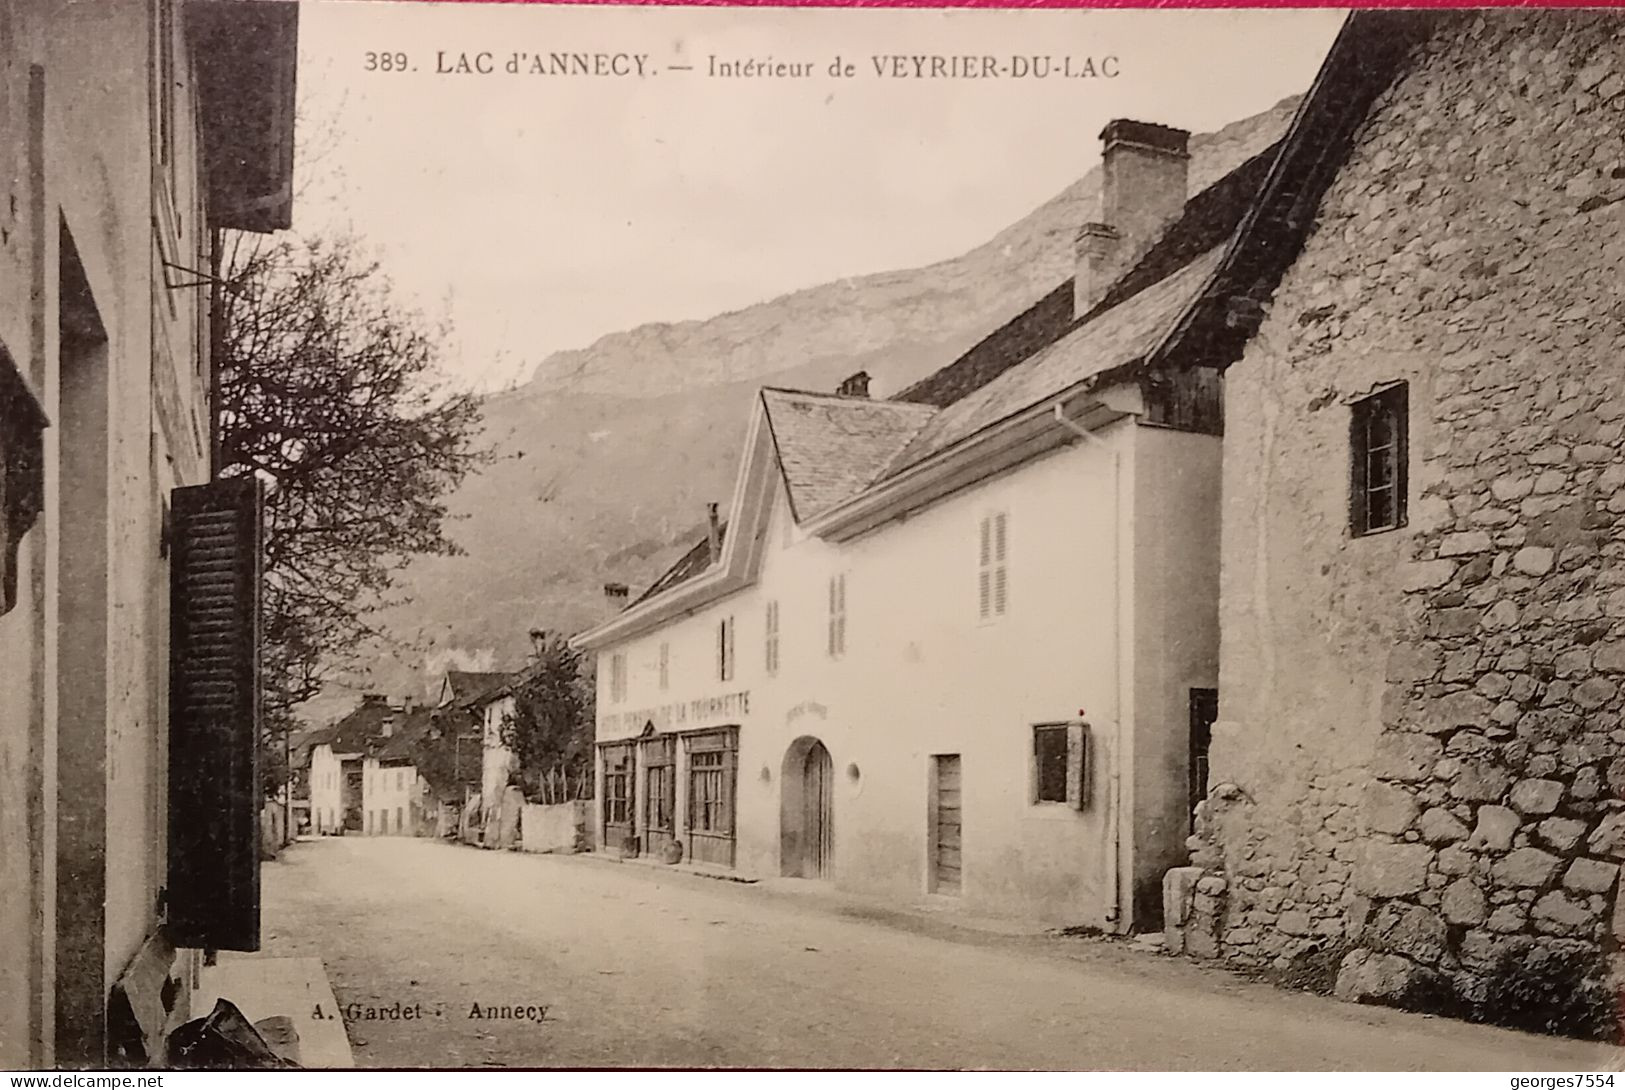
left=256, top=837, right=1615, bottom=1069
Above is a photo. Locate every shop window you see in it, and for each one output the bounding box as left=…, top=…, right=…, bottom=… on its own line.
left=602, top=744, right=633, bottom=827
left=685, top=730, right=737, bottom=837
left=979, top=512, right=1008, bottom=621
left=1032, top=722, right=1088, bottom=809
left=643, top=735, right=676, bottom=833
left=1351, top=384, right=1408, bottom=536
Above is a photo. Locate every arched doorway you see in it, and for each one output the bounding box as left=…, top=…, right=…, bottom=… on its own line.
left=780, top=737, right=834, bottom=879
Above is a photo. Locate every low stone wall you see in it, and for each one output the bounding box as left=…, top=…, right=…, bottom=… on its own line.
left=520, top=800, right=591, bottom=855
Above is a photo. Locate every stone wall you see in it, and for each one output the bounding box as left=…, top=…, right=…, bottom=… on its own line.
left=1179, top=11, right=1625, bottom=1009
left=520, top=800, right=591, bottom=855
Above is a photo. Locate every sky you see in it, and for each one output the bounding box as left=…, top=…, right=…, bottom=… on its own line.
left=297, top=2, right=1347, bottom=393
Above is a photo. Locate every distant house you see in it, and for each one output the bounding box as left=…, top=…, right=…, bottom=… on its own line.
left=436, top=670, right=525, bottom=835
left=574, top=114, right=1280, bottom=928
left=309, top=696, right=431, bottom=837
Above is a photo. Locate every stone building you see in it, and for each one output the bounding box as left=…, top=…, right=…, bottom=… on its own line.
left=0, top=0, right=296, bottom=1066
left=1163, top=10, right=1625, bottom=1010
left=572, top=116, right=1298, bottom=928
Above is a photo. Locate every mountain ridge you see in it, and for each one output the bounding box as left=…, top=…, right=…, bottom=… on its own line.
left=347, top=96, right=1302, bottom=705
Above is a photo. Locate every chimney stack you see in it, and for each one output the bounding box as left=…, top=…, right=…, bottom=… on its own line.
left=706, top=502, right=721, bottom=565
left=1074, top=119, right=1190, bottom=318
left=603, top=582, right=629, bottom=611
left=837, top=371, right=871, bottom=398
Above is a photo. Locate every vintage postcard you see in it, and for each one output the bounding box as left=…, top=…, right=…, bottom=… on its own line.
left=3, top=0, right=1625, bottom=1074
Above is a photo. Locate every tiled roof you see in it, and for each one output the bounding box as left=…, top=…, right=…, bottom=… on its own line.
left=630, top=523, right=725, bottom=607
left=761, top=389, right=937, bottom=521
left=375, top=707, right=436, bottom=764
left=442, top=670, right=511, bottom=708
left=888, top=247, right=1225, bottom=470
left=323, top=699, right=402, bottom=758
left=895, top=140, right=1283, bottom=410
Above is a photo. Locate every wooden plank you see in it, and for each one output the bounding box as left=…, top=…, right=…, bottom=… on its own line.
left=934, top=846, right=962, bottom=868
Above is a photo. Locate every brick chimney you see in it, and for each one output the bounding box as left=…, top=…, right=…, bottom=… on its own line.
left=706, top=503, right=722, bottom=564
left=837, top=371, right=871, bottom=398
left=1074, top=119, right=1191, bottom=318
left=603, top=582, right=629, bottom=612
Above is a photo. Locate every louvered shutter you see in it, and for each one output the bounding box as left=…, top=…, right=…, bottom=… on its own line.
left=1066, top=722, right=1090, bottom=811
left=167, top=476, right=263, bottom=951
left=993, top=512, right=1008, bottom=616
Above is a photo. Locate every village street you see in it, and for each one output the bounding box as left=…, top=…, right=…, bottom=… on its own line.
left=254, top=837, right=1614, bottom=1070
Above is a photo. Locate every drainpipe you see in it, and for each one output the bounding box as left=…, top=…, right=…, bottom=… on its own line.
left=1052, top=402, right=1129, bottom=934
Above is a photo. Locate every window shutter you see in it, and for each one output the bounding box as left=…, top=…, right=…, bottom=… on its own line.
left=167, top=476, right=263, bottom=952
left=1065, top=722, right=1089, bottom=811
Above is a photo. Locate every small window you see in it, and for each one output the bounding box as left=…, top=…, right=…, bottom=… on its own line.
left=658, top=642, right=670, bottom=692
left=765, top=600, right=780, bottom=676
left=827, top=574, right=847, bottom=658
left=1351, top=384, right=1408, bottom=536
left=609, top=652, right=627, bottom=704
left=979, top=513, right=1008, bottom=620
left=1032, top=722, right=1088, bottom=809
left=718, top=616, right=735, bottom=682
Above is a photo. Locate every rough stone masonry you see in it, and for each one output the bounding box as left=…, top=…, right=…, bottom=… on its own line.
left=1171, top=11, right=1625, bottom=1011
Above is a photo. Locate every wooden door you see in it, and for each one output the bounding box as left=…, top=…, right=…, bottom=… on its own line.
left=933, top=755, right=962, bottom=895
left=804, top=741, right=833, bottom=878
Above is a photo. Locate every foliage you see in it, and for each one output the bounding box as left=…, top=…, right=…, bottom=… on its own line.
left=1480, top=945, right=1619, bottom=1042
left=499, top=629, right=595, bottom=801
left=214, top=233, right=488, bottom=795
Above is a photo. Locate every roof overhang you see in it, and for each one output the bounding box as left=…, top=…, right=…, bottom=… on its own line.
left=188, top=0, right=299, bottom=233
left=572, top=405, right=780, bottom=651
left=804, top=381, right=1141, bottom=543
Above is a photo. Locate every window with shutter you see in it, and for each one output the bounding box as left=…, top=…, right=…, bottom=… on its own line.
left=1031, top=721, right=1089, bottom=810
left=764, top=600, right=779, bottom=676
left=167, top=476, right=264, bottom=952
left=718, top=616, right=735, bottom=681
left=658, top=641, right=669, bottom=691
left=827, top=574, right=846, bottom=658
left=979, top=513, right=1008, bottom=621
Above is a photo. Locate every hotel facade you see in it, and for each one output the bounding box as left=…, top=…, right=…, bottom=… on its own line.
left=575, top=118, right=1278, bottom=928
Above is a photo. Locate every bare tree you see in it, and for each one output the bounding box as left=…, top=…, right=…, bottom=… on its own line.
left=214, top=234, right=488, bottom=791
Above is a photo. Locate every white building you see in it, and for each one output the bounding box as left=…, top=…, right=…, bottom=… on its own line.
left=309, top=696, right=430, bottom=836
left=576, top=119, right=1272, bottom=930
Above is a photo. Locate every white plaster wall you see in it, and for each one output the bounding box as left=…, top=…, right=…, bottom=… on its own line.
left=309, top=746, right=344, bottom=833
left=363, top=757, right=421, bottom=835
left=480, top=695, right=518, bottom=806
left=594, top=419, right=1222, bottom=926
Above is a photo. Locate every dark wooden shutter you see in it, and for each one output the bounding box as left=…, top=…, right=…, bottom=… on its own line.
left=167, top=476, right=263, bottom=951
